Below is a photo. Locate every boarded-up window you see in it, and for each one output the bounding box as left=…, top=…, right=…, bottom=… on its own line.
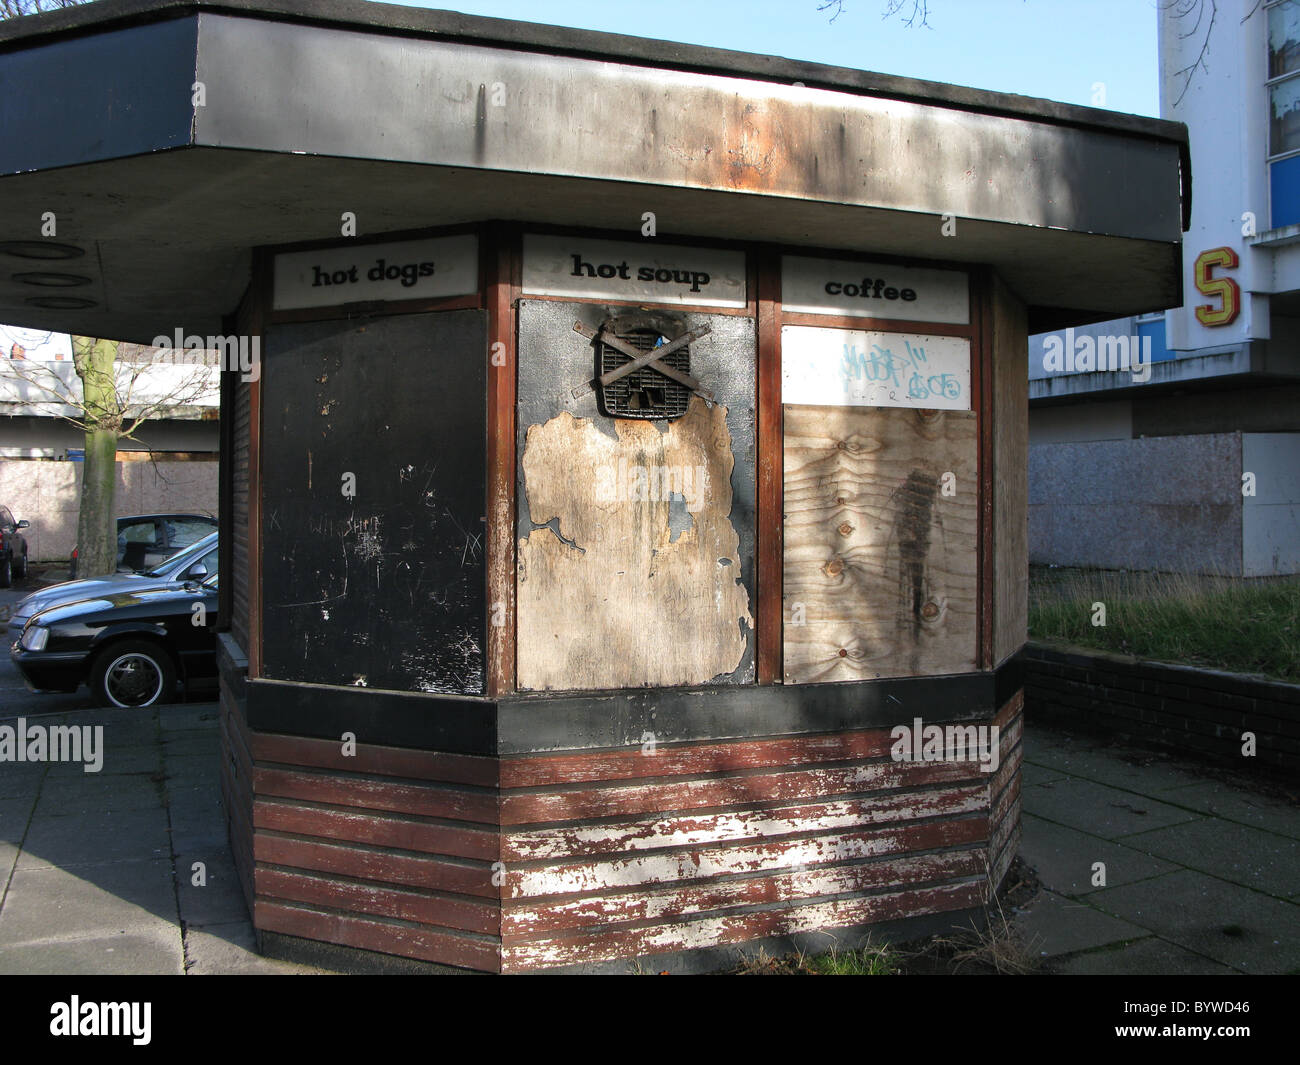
left=259, top=310, right=488, bottom=694
left=783, top=405, right=978, bottom=682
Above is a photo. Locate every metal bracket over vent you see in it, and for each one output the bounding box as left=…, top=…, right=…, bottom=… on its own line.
left=571, top=316, right=712, bottom=418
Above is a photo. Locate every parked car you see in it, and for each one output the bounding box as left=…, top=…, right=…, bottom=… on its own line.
left=0, top=505, right=30, bottom=588
left=7, top=531, right=217, bottom=646
left=11, top=570, right=219, bottom=708
left=69, top=512, right=217, bottom=578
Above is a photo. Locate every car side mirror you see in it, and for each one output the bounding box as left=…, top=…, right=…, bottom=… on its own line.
left=186, top=562, right=208, bottom=580
left=16, top=520, right=29, bottom=529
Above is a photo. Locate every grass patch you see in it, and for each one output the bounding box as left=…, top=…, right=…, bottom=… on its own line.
left=1028, top=566, right=1300, bottom=683
left=806, top=940, right=901, bottom=975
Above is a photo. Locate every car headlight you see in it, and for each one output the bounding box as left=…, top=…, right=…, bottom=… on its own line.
left=20, top=625, right=49, bottom=652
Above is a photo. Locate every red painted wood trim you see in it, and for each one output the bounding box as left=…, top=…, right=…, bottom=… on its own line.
left=504, top=787, right=988, bottom=862
left=485, top=223, right=521, bottom=698
left=500, top=881, right=982, bottom=970
left=755, top=249, right=783, bottom=684
left=255, top=835, right=498, bottom=899
left=504, top=848, right=984, bottom=938
left=255, top=900, right=500, bottom=973
left=500, top=757, right=990, bottom=825
left=257, top=868, right=499, bottom=936
left=251, top=732, right=498, bottom=787
left=255, top=800, right=498, bottom=862
left=779, top=310, right=975, bottom=338
left=500, top=721, right=1000, bottom=788
left=252, top=767, right=497, bottom=824
left=975, top=269, right=996, bottom=670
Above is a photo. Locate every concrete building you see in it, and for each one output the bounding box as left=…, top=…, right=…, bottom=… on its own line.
left=1028, top=0, right=1300, bottom=577
left=0, top=327, right=219, bottom=560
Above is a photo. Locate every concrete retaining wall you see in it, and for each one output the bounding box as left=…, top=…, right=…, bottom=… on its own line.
left=0, top=457, right=218, bottom=561
left=1022, top=641, right=1299, bottom=778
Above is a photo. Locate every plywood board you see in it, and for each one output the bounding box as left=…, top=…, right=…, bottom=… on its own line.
left=783, top=404, right=977, bottom=683
left=990, top=275, right=1028, bottom=665
left=517, top=397, right=752, bottom=691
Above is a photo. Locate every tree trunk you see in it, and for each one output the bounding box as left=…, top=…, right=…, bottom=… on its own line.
left=72, top=336, right=120, bottom=578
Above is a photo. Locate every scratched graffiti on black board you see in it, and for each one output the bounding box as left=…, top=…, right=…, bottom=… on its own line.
left=259, top=311, right=487, bottom=694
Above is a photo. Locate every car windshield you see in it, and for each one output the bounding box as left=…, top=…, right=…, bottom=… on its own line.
left=144, top=532, right=218, bottom=577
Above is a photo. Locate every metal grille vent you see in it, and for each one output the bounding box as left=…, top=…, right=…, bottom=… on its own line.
left=597, top=326, right=692, bottom=420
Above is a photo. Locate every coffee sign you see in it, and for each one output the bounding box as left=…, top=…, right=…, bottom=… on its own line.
left=782, top=255, right=969, bottom=324
left=522, top=235, right=747, bottom=308
left=273, top=234, right=479, bottom=310
left=782, top=326, right=971, bottom=410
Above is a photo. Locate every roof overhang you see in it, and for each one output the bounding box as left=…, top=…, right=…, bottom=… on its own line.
left=0, top=0, right=1189, bottom=341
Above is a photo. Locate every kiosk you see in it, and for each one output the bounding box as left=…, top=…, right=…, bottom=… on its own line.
left=0, top=0, right=1188, bottom=972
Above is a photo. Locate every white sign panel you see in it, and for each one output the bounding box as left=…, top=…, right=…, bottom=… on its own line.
left=522, top=234, right=747, bottom=308
left=782, top=326, right=971, bottom=410
left=782, top=255, right=969, bottom=324
left=273, top=234, right=479, bottom=310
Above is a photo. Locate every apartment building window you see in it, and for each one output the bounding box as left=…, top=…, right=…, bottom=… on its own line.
left=1269, top=1, right=1300, bottom=227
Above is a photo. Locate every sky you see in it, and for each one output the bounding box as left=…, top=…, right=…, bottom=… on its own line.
left=385, top=0, right=1162, bottom=118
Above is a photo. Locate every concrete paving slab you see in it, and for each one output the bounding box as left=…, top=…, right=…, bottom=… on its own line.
left=1012, top=889, right=1149, bottom=959
left=1155, top=780, right=1300, bottom=840
left=17, top=807, right=170, bottom=870
left=168, top=810, right=231, bottom=854
left=175, top=846, right=250, bottom=929
left=0, top=794, right=35, bottom=843
left=1022, top=762, right=1070, bottom=786
left=0, top=929, right=184, bottom=975
left=0, top=858, right=179, bottom=948
left=184, top=921, right=329, bottom=975
left=0, top=764, right=46, bottom=798
left=44, top=743, right=162, bottom=778
left=1023, top=777, right=1204, bottom=839
left=159, top=704, right=220, bottom=733
left=159, top=733, right=220, bottom=758
left=1019, top=813, right=1178, bottom=895
left=1023, top=733, right=1206, bottom=794
left=35, top=773, right=164, bottom=816
left=1087, top=869, right=1300, bottom=974
left=1047, top=935, right=1241, bottom=975
left=163, top=753, right=222, bottom=785
left=1118, top=818, right=1300, bottom=898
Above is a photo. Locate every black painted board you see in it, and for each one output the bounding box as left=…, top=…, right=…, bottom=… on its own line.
left=261, top=310, right=487, bottom=694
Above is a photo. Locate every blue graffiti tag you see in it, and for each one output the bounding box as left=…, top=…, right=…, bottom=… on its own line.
left=840, top=338, right=962, bottom=402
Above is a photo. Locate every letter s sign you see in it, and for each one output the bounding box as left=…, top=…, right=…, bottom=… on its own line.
left=1194, top=247, right=1241, bottom=326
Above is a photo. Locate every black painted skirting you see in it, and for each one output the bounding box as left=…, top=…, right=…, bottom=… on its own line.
left=218, top=630, right=1026, bottom=755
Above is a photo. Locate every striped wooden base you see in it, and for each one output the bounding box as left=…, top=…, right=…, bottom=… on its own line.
left=220, top=678, right=1022, bottom=973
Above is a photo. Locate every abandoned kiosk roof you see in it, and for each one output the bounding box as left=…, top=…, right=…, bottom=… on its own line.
left=0, top=0, right=1187, bottom=146
left=0, top=0, right=1188, bottom=342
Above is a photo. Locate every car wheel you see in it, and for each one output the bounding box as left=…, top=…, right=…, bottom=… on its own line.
left=13, top=550, right=26, bottom=579
left=0, top=554, right=10, bottom=588
left=91, top=640, right=178, bottom=709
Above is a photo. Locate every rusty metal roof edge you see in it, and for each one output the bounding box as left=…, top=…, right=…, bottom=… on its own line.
left=1, top=0, right=1189, bottom=148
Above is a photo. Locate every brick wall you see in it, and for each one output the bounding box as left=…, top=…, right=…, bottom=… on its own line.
left=1022, top=642, right=1299, bottom=777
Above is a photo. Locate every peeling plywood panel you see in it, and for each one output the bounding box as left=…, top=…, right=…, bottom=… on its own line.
left=517, top=397, right=752, bottom=691
left=991, top=275, right=1028, bottom=665
left=783, top=405, right=977, bottom=683
left=514, top=299, right=756, bottom=691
